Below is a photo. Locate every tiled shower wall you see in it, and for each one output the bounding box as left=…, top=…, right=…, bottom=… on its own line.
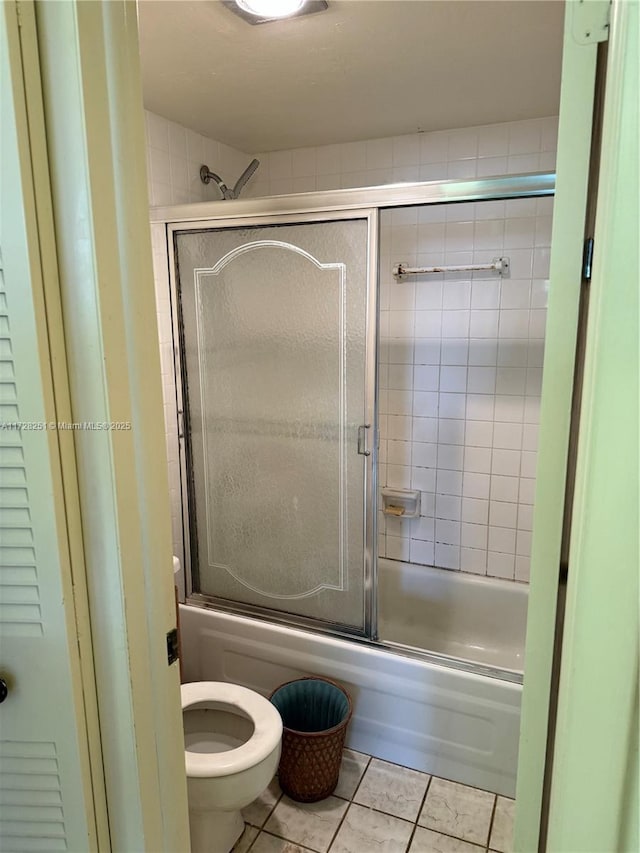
left=245, top=116, right=558, bottom=198
left=377, top=196, right=553, bottom=583
left=144, top=109, right=252, bottom=207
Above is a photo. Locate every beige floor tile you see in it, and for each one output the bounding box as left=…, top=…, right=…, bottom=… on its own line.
left=409, top=826, right=485, bottom=853
left=333, top=750, right=371, bottom=800
left=489, top=796, right=515, bottom=852
left=232, top=824, right=259, bottom=852
left=354, top=758, right=430, bottom=821
left=243, top=777, right=283, bottom=827
left=252, top=831, right=314, bottom=852
left=418, top=778, right=494, bottom=846
left=265, top=795, right=348, bottom=853
left=331, top=802, right=413, bottom=853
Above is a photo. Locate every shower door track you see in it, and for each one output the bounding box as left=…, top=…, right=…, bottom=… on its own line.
left=162, top=173, right=556, bottom=657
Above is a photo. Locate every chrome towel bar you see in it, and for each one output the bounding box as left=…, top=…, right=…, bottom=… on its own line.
left=393, top=256, right=510, bottom=279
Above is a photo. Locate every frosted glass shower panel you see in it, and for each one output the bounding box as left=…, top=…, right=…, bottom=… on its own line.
left=176, top=220, right=369, bottom=629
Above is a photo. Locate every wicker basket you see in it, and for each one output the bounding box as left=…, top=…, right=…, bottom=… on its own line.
left=270, top=676, right=352, bottom=803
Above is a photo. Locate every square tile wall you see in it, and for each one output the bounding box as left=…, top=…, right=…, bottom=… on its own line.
left=245, top=116, right=558, bottom=198
left=378, top=195, right=553, bottom=583
left=144, top=110, right=255, bottom=207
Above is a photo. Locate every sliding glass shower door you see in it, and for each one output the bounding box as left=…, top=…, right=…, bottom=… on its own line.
left=174, top=215, right=375, bottom=632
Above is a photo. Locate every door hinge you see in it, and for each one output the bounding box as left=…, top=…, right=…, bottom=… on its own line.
left=572, top=0, right=610, bottom=45
left=583, top=237, right=595, bottom=281
left=166, top=628, right=179, bottom=665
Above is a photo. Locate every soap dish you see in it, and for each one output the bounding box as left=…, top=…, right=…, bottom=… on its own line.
left=381, top=488, right=421, bottom=519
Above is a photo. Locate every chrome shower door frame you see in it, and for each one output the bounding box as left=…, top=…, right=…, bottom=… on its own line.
left=167, top=207, right=379, bottom=639
left=159, top=172, right=556, bottom=648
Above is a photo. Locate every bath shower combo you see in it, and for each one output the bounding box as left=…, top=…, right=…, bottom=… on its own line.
left=150, top=170, right=555, bottom=803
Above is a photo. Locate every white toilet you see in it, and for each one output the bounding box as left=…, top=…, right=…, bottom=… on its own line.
left=181, top=681, right=282, bottom=853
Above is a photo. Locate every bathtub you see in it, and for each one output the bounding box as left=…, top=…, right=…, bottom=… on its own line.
left=179, top=559, right=528, bottom=798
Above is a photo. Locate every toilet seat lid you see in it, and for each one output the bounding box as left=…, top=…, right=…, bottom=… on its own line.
left=181, top=682, right=282, bottom=778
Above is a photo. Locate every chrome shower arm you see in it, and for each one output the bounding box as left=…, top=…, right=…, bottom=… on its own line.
left=200, top=165, right=230, bottom=198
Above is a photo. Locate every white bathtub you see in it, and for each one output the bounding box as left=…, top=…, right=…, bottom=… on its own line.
left=180, top=560, right=527, bottom=798
left=378, top=558, right=528, bottom=671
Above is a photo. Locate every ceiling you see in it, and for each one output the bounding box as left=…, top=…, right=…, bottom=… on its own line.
left=138, top=0, right=564, bottom=154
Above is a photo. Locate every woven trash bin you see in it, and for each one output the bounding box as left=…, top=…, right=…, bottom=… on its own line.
left=269, top=676, right=352, bottom=803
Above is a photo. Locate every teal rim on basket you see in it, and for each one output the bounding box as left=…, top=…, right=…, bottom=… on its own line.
left=269, top=677, right=352, bottom=735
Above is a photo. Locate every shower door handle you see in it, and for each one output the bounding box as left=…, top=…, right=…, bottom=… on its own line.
left=357, top=424, right=371, bottom=456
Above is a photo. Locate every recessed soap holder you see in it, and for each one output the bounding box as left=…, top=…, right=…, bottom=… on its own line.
left=381, top=488, right=421, bottom=519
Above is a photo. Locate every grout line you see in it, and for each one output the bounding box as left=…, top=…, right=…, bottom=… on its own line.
left=243, top=825, right=259, bottom=853
left=348, top=753, right=372, bottom=802
left=336, top=799, right=417, bottom=826
left=245, top=782, right=283, bottom=830
left=486, top=791, right=499, bottom=850
left=405, top=773, right=433, bottom=851
left=256, top=828, right=318, bottom=852
left=326, top=800, right=352, bottom=852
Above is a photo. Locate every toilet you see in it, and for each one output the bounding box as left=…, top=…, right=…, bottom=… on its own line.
left=181, top=681, right=283, bottom=853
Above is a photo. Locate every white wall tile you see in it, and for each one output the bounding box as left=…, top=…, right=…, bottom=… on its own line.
left=461, top=522, right=487, bottom=550
left=462, top=472, right=490, bottom=500
left=438, top=418, right=465, bottom=445
left=413, top=516, right=435, bottom=541
left=442, top=311, right=469, bottom=338
left=410, top=538, right=435, bottom=565
left=413, top=442, right=437, bottom=468
left=491, top=475, right=520, bottom=503
left=462, top=497, right=489, bottom=525
left=387, top=536, right=411, bottom=562
left=488, top=551, right=515, bottom=579
left=435, top=494, right=462, bottom=521
left=465, top=420, right=493, bottom=447
left=490, top=500, right=518, bottom=529
left=388, top=440, right=412, bottom=466
left=435, top=543, right=460, bottom=570
left=435, top=519, right=461, bottom=546
left=412, top=467, right=437, bottom=492
left=366, top=138, right=394, bottom=170
left=437, top=469, right=463, bottom=496
left=413, top=417, right=438, bottom=443
left=438, top=444, right=464, bottom=471
left=461, top=547, right=487, bottom=574
left=464, top=446, right=492, bottom=474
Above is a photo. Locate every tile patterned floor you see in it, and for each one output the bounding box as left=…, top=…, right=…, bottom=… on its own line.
left=233, top=750, right=515, bottom=853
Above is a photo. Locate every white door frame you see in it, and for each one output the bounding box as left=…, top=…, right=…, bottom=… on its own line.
left=22, top=0, right=191, bottom=849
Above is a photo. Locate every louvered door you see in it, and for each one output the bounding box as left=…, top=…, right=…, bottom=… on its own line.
left=0, top=5, right=97, bottom=849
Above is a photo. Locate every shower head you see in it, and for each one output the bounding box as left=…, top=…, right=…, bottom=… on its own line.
left=232, top=159, right=260, bottom=198
left=199, top=159, right=260, bottom=199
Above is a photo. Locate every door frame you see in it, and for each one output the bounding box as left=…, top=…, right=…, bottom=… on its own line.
left=30, top=1, right=191, bottom=849
left=1, top=2, right=107, bottom=848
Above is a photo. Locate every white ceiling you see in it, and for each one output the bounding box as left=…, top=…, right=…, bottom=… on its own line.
left=138, top=0, right=564, bottom=153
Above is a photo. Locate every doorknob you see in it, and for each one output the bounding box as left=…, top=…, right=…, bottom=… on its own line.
left=0, top=678, right=8, bottom=703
